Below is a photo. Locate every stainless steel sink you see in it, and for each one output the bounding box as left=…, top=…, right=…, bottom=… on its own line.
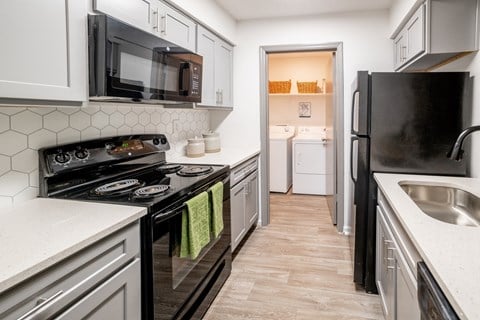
left=399, top=183, right=480, bottom=227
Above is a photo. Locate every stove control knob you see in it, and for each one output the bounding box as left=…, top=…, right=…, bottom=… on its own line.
left=54, top=152, right=71, bottom=164
left=74, top=148, right=89, bottom=160
left=152, top=138, right=160, bottom=145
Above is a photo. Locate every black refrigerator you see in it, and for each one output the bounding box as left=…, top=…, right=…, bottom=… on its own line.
left=350, top=71, right=470, bottom=293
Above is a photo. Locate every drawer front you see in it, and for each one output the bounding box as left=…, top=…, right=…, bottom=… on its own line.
left=0, top=222, right=140, bottom=320
left=377, top=192, right=421, bottom=277
left=55, top=259, right=141, bottom=320
left=231, top=157, right=258, bottom=187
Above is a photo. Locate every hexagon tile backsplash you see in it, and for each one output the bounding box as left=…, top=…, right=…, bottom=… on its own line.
left=0, top=104, right=209, bottom=209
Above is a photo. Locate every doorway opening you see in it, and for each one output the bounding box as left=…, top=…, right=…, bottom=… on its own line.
left=259, top=43, right=344, bottom=233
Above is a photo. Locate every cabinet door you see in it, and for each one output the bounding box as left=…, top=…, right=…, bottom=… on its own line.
left=245, top=171, right=259, bottom=227
left=231, top=182, right=246, bottom=252
left=197, top=26, right=217, bottom=106
left=393, top=31, right=407, bottom=69
left=0, top=0, right=87, bottom=102
left=405, top=4, right=425, bottom=61
left=396, top=251, right=421, bottom=320
left=155, top=1, right=196, bottom=52
left=215, top=39, right=233, bottom=107
left=56, top=259, right=141, bottom=320
left=94, top=0, right=153, bottom=32
left=376, top=206, right=395, bottom=320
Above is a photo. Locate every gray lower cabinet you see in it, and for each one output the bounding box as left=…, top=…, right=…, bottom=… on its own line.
left=245, top=171, right=259, bottom=226
left=56, top=259, right=140, bottom=320
left=0, top=222, right=141, bottom=320
left=376, top=192, right=420, bottom=320
left=230, top=157, right=259, bottom=252
left=231, top=181, right=247, bottom=249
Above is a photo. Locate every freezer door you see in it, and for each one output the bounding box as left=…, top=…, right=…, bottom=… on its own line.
left=370, top=72, right=468, bottom=176
left=351, top=71, right=370, bottom=136
left=350, top=136, right=371, bottom=286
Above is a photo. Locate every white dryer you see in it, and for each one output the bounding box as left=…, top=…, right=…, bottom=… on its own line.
left=292, top=126, right=333, bottom=195
left=269, top=125, right=296, bottom=192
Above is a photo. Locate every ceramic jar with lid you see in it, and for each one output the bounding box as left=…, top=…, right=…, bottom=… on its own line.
left=186, top=136, right=205, bottom=157
left=202, top=131, right=221, bottom=153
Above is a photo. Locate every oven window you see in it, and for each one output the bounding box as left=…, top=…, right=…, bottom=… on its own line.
left=151, top=208, right=227, bottom=319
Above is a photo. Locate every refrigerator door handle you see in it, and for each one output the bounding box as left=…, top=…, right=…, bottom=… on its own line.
left=350, top=136, right=359, bottom=183
left=351, top=89, right=360, bottom=135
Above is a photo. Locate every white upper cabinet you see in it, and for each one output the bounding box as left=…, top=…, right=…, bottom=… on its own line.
left=94, top=0, right=153, bottom=32
left=392, top=0, right=479, bottom=71
left=152, top=1, right=196, bottom=52
left=94, top=0, right=196, bottom=52
left=0, top=0, right=87, bottom=102
left=197, top=27, right=217, bottom=106
left=197, top=25, right=233, bottom=108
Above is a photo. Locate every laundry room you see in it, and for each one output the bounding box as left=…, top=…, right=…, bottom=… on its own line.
left=268, top=51, right=336, bottom=217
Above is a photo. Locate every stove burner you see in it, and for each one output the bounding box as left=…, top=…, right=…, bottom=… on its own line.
left=133, top=185, right=170, bottom=198
left=177, top=165, right=214, bottom=177
left=93, top=179, right=144, bottom=196
left=156, top=163, right=184, bottom=174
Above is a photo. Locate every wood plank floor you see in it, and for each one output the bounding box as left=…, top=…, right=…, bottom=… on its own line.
left=204, top=192, right=383, bottom=320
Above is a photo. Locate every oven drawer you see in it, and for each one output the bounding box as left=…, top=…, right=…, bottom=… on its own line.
left=0, top=222, right=140, bottom=320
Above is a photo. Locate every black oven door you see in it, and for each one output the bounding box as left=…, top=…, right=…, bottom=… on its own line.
left=143, top=179, right=231, bottom=320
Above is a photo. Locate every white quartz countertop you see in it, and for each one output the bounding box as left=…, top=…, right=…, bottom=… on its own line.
left=374, top=173, right=480, bottom=320
left=169, top=146, right=260, bottom=168
left=0, top=198, right=146, bottom=293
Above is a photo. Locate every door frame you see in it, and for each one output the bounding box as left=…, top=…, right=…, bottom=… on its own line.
left=259, top=43, right=345, bottom=232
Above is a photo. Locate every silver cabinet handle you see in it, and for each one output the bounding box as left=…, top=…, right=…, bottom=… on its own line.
left=152, top=9, right=159, bottom=31
left=18, top=290, right=64, bottom=320
left=160, top=14, right=167, bottom=35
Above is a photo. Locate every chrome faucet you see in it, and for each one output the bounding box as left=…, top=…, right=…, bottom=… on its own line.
left=447, top=125, right=480, bottom=161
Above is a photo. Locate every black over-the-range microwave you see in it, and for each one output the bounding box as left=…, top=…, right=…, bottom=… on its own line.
left=88, top=14, right=202, bottom=104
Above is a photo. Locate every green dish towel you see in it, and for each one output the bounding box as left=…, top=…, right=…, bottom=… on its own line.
left=208, top=181, right=224, bottom=238
left=180, top=191, right=211, bottom=259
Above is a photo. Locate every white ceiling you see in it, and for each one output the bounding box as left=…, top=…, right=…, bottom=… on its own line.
left=214, top=0, right=394, bottom=21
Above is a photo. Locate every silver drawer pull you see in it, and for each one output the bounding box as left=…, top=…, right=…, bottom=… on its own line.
left=18, top=290, right=64, bottom=320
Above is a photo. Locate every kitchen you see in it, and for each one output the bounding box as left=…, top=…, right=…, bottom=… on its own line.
left=0, top=0, right=480, bottom=319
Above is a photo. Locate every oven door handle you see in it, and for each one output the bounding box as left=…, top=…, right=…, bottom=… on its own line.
left=154, top=204, right=186, bottom=224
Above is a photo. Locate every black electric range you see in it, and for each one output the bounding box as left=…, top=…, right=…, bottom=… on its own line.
left=38, top=134, right=232, bottom=320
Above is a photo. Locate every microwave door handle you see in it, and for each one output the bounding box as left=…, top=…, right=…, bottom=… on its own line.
left=110, top=42, right=120, bottom=76
left=351, top=89, right=360, bottom=135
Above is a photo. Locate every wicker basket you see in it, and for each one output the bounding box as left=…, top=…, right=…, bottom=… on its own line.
left=297, top=81, right=318, bottom=93
left=269, top=80, right=291, bottom=94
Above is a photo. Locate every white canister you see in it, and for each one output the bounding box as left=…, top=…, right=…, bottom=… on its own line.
left=202, top=131, right=221, bottom=153
left=186, top=136, right=205, bottom=157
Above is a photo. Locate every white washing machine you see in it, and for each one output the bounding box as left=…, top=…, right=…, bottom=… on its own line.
left=292, top=126, right=333, bottom=195
left=269, top=125, right=296, bottom=192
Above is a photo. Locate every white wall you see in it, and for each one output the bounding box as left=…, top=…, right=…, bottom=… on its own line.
left=434, top=52, right=480, bottom=177
left=213, top=10, right=392, bottom=232
left=389, top=0, right=421, bottom=35
left=168, top=0, right=236, bottom=42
